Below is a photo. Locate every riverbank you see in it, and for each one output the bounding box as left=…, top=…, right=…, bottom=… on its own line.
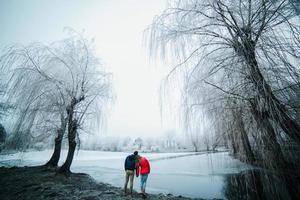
left=0, top=166, right=221, bottom=200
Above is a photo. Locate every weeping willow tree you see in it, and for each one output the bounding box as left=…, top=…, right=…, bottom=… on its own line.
left=1, top=31, right=113, bottom=174
left=0, top=62, right=10, bottom=145
left=149, top=0, right=300, bottom=198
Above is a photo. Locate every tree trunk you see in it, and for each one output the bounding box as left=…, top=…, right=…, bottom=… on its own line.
left=193, top=143, right=198, bottom=152
left=250, top=100, right=300, bottom=199
left=239, top=37, right=300, bottom=199
left=250, top=100, right=287, bottom=170
left=45, top=130, right=63, bottom=167
left=252, top=105, right=300, bottom=198
left=57, top=131, right=76, bottom=174
left=234, top=109, right=255, bottom=164
left=58, top=102, right=77, bottom=175
left=58, top=120, right=77, bottom=175
left=228, top=130, right=238, bottom=156
left=242, top=42, right=300, bottom=144
left=45, top=115, right=67, bottom=167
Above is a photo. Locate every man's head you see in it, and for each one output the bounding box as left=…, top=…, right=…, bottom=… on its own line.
left=134, top=151, right=138, bottom=156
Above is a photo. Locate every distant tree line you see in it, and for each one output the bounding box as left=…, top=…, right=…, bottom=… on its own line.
left=81, top=132, right=192, bottom=153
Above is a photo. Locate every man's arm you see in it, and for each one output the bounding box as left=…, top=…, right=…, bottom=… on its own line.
left=124, top=157, right=128, bottom=170
left=135, top=162, right=140, bottom=177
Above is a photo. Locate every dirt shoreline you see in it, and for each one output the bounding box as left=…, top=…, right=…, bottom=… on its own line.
left=0, top=166, right=220, bottom=200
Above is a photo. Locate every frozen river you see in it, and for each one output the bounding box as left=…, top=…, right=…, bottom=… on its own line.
left=0, top=150, right=252, bottom=199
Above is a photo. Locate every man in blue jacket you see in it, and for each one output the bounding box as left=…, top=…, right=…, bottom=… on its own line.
left=124, top=151, right=138, bottom=195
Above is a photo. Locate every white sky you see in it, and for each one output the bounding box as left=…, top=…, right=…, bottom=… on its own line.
left=0, top=0, right=182, bottom=138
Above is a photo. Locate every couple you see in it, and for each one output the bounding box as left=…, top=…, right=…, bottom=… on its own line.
left=124, top=151, right=150, bottom=198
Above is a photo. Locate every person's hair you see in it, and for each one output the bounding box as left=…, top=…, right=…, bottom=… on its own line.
left=134, top=151, right=138, bottom=156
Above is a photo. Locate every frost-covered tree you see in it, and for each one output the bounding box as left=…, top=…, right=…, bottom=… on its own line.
left=1, top=31, right=113, bottom=174
left=150, top=0, right=300, bottom=160
left=149, top=0, right=300, bottom=198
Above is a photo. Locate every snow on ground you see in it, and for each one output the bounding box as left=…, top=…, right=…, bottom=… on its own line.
left=0, top=150, right=253, bottom=199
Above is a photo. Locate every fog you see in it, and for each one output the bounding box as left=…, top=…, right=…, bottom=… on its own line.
left=0, top=1, right=300, bottom=199
left=0, top=0, right=178, bottom=138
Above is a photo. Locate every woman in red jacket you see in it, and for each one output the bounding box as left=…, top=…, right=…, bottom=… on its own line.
left=136, top=155, right=150, bottom=198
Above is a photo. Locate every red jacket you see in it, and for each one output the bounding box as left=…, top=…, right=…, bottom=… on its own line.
left=136, top=157, right=150, bottom=176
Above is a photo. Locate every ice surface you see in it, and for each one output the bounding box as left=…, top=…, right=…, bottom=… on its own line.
left=0, top=150, right=252, bottom=199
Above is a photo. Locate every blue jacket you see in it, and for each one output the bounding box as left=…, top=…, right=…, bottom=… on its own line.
left=124, top=154, right=136, bottom=170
